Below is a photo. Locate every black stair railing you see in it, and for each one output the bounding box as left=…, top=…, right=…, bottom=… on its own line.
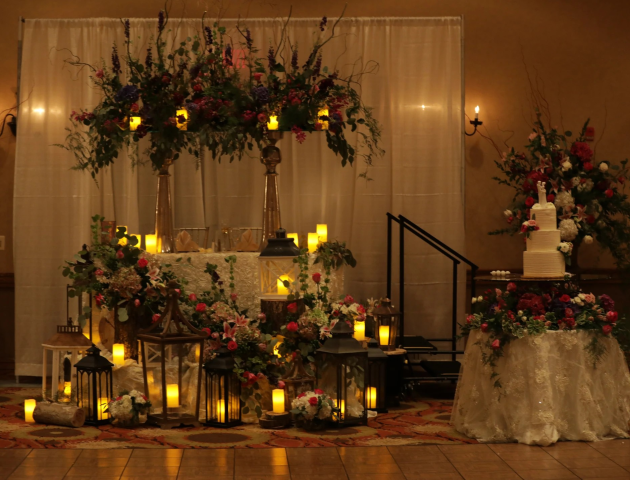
left=386, top=213, right=479, bottom=361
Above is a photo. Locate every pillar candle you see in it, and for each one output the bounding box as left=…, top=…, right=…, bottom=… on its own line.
left=176, top=109, right=189, bottom=130
left=145, top=234, right=157, bottom=254
left=216, top=399, right=226, bottom=422
left=307, top=233, right=318, bottom=253
left=316, top=224, right=328, bottom=243
left=129, top=116, right=142, bottom=131
left=194, top=344, right=200, bottom=363
left=277, top=275, right=290, bottom=295
left=117, top=226, right=128, bottom=246
left=272, top=389, right=285, bottom=414
left=166, top=384, right=179, bottom=408
left=63, top=381, right=72, bottom=396
left=318, top=108, right=329, bottom=130
left=367, top=387, right=377, bottom=409
left=112, top=344, right=125, bottom=367
left=287, top=233, right=299, bottom=247
left=146, top=370, right=159, bottom=399
left=379, top=325, right=390, bottom=347
left=24, top=399, right=36, bottom=423
left=267, top=115, right=279, bottom=130
left=353, top=321, right=365, bottom=341
left=98, top=398, right=109, bottom=420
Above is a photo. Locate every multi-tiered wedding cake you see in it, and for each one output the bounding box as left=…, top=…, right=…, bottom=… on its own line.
left=523, top=182, right=566, bottom=278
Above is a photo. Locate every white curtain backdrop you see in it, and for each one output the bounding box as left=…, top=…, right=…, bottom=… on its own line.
left=14, top=17, right=464, bottom=376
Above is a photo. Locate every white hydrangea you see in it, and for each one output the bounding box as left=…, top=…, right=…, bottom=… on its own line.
left=599, top=162, right=609, bottom=172
left=554, top=191, right=575, bottom=210
left=559, top=220, right=578, bottom=241
left=318, top=404, right=332, bottom=420
left=558, top=242, right=572, bottom=253
left=584, top=235, right=594, bottom=245
left=577, top=179, right=594, bottom=193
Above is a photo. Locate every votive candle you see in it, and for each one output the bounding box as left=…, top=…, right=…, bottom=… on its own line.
left=112, top=343, right=125, bottom=367
left=318, top=108, right=329, bottom=130
left=129, top=116, right=142, bottom=131
left=24, top=399, right=36, bottom=423
left=379, top=325, right=390, bottom=347
left=367, top=387, right=377, bottom=409
left=166, top=384, right=179, bottom=408
left=176, top=109, right=189, bottom=130
left=353, top=321, right=365, bottom=341
left=307, top=233, right=318, bottom=253
left=98, top=398, right=109, bottom=420
left=272, top=389, right=285, bottom=414
left=63, top=381, right=72, bottom=396
left=316, top=224, right=328, bottom=243
left=145, top=234, right=157, bottom=254
left=267, top=115, right=279, bottom=130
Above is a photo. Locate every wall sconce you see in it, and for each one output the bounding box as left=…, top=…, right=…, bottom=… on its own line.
left=465, top=106, right=483, bottom=137
left=0, top=113, right=17, bottom=137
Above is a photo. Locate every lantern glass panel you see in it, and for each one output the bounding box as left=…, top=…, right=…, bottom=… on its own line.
left=374, top=299, right=401, bottom=351
left=259, top=257, right=299, bottom=299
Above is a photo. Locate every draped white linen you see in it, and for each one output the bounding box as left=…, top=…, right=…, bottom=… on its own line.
left=14, top=17, right=463, bottom=376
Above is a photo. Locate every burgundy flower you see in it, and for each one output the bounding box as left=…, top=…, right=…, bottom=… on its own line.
left=605, top=188, right=614, bottom=198
left=525, top=197, right=535, bottom=208
left=227, top=340, right=238, bottom=351
left=606, top=311, right=618, bottom=323
left=517, top=293, right=545, bottom=315
left=287, top=321, right=299, bottom=332
left=600, top=294, right=615, bottom=312
left=602, top=324, right=613, bottom=335
left=523, top=171, right=548, bottom=193
left=196, top=303, right=207, bottom=313
left=145, top=47, right=153, bottom=69
left=312, top=273, right=322, bottom=284
left=287, top=302, right=298, bottom=314
left=570, top=142, right=593, bottom=162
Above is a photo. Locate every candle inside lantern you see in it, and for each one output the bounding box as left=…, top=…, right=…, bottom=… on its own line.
left=98, top=398, right=109, bottom=420
left=318, top=108, right=329, bottom=130
left=267, top=115, right=279, bottom=131
left=272, top=389, right=285, bottom=414
left=334, top=399, right=346, bottom=419
left=63, top=381, right=72, bottom=396
left=379, top=325, right=390, bottom=347
left=176, top=109, right=189, bottom=130
left=307, top=233, right=318, bottom=253
left=273, top=336, right=284, bottom=358
left=129, top=116, right=142, bottom=131
left=367, top=387, right=377, bottom=409
left=474, top=105, right=479, bottom=121
left=216, top=398, right=226, bottom=422
left=117, top=226, right=128, bottom=246
left=145, top=234, right=157, bottom=254
left=24, top=399, right=36, bottom=423
left=353, top=321, right=365, bottom=341
left=194, top=344, right=201, bottom=362
left=277, top=275, right=290, bottom=295
left=146, top=370, right=159, bottom=399
left=287, top=233, right=299, bottom=247
left=316, top=224, right=328, bottom=243
left=112, top=343, right=125, bottom=367
left=166, top=384, right=179, bottom=408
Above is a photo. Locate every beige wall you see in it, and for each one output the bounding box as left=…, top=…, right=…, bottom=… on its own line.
left=1, top=0, right=628, bottom=274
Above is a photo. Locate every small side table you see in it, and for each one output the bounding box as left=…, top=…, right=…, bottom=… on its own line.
left=385, top=348, right=406, bottom=408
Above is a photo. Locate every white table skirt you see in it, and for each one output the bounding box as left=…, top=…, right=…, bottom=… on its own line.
left=452, top=330, right=630, bottom=446
left=156, top=252, right=344, bottom=316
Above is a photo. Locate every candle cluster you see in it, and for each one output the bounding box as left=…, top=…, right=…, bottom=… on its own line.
left=286, top=224, right=328, bottom=254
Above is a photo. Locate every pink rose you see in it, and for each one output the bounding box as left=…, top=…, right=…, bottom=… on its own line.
left=308, top=396, right=318, bottom=406
left=287, top=302, right=298, bottom=314
left=603, top=324, right=613, bottom=335
left=94, top=269, right=104, bottom=276
left=94, top=293, right=104, bottom=307
left=481, top=323, right=489, bottom=332
left=491, top=339, right=501, bottom=350
left=287, top=321, right=298, bottom=332
left=278, top=381, right=285, bottom=389
left=312, top=272, right=322, bottom=284
left=196, top=303, right=207, bottom=313
left=257, top=313, right=267, bottom=323
left=134, top=299, right=141, bottom=307
left=344, top=295, right=354, bottom=305
left=152, top=313, right=161, bottom=323
left=230, top=293, right=238, bottom=301
left=507, top=282, right=517, bottom=293
left=189, top=293, right=197, bottom=302
left=137, top=258, right=148, bottom=268
left=116, top=250, right=124, bottom=259
left=227, top=340, right=238, bottom=351
left=95, top=69, right=104, bottom=78
left=211, top=332, right=220, bottom=339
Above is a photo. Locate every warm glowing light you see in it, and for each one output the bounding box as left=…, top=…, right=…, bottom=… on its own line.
left=272, top=389, right=285, bottom=414
left=353, top=321, right=365, bottom=342
left=112, top=344, right=125, bottom=367
left=117, top=226, right=128, bottom=246
left=367, top=387, right=377, bottom=409
left=273, top=336, right=284, bottom=358
left=24, top=399, right=36, bottom=423
left=475, top=106, right=480, bottom=114
left=166, top=384, right=179, bottom=408
left=146, top=370, right=159, bottom=399
left=316, top=224, right=328, bottom=243
left=145, top=234, right=157, bottom=254
left=129, top=234, right=139, bottom=246
left=129, top=116, right=142, bottom=131
left=318, top=108, right=329, bottom=130
left=98, top=398, right=109, bottom=420
left=176, top=109, right=189, bottom=130
left=33, top=108, right=45, bottom=114
left=379, top=325, right=390, bottom=346
left=194, top=344, right=200, bottom=362
left=308, top=233, right=319, bottom=253
left=63, top=381, right=72, bottom=396
left=277, top=275, right=290, bottom=296
left=334, top=399, right=346, bottom=419
left=287, top=233, right=299, bottom=247
left=421, top=104, right=426, bottom=110
left=267, top=115, right=279, bottom=131
left=216, top=399, right=226, bottom=422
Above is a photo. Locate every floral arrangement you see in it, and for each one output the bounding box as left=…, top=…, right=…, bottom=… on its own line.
left=57, top=8, right=383, bottom=178
left=557, top=241, right=574, bottom=265
left=290, top=389, right=334, bottom=430
left=62, top=215, right=179, bottom=326
left=490, top=113, right=630, bottom=268
left=519, top=219, right=539, bottom=238
left=107, top=390, right=151, bottom=427
left=462, top=281, right=626, bottom=387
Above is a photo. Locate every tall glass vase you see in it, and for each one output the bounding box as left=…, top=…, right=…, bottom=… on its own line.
left=155, top=159, right=175, bottom=253
left=260, top=132, right=283, bottom=251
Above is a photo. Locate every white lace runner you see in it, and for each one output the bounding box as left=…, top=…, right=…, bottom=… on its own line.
left=156, top=252, right=345, bottom=316
left=452, top=329, right=630, bottom=446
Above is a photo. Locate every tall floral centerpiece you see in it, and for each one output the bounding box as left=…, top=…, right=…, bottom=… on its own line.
left=491, top=114, right=630, bottom=270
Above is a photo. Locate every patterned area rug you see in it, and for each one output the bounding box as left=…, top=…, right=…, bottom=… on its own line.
left=0, top=388, right=475, bottom=449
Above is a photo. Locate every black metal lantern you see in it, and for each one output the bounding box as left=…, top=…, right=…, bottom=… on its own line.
left=373, top=299, right=401, bottom=351
left=203, top=346, right=242, bottom=428
left=316, top=320, right=368, bottom=427
left=74, top=345, right=113, bottom=426
left=366, top=338, right=388, bottom=413
left=138, top=281, right=207, bottom=429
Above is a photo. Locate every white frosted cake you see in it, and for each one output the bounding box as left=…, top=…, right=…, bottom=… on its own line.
left=523, top=183, right=566, bottom=278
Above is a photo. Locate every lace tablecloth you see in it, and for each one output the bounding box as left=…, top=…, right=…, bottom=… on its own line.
left=156, top=252, right=344, bottom=316
left=452, top=330, right=630, bottom=445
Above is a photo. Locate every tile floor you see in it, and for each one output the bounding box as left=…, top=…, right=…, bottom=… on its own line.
left=1, top=441, right=630, bottom=479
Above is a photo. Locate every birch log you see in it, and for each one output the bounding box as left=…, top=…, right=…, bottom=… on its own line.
left=33, top=402, right=86, bottom=427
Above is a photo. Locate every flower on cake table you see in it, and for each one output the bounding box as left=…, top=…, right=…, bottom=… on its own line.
left=583, top=235, right=594, bottom=244
left=554, top=191, right=575, bottom=211
left=559, top=219, right=578, bottom=241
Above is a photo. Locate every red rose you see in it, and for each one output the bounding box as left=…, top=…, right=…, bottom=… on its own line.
left=257, top=113, right=267, bottom=123
left=523, top=171, right=548, bottom=193
left=344, top=295, right=355, bottom=305
left=564, top=317, right=576, bottom=328
left=196, top=303, right=207, bottom=313
left=137, top=258, right=148, bottom=268
left=507, top=282, right=517, bottom=292
left=287, top=302, right=298, bottom=314
left=564, top=308, right=574, bottom=318
left=162, top=75, right=171, bottom=84
left=507, top=216, right=514, bottom=224
left=602, top=324, right=613, bottom=335
left=95, top=293, right=104, bottom=307
left=130, top=103, right=139, bottom=113
left=152, top=313, right=161, bottom=323
left=202, top=327, right=212, bottom=336
left=466, top=315, right=474, bottom=324
left=193, top=84, right=202, bottom=92
left=547, top=194, right=555, bottom=203
left=278, top=381, right=286, bottom=389
left=253, top=72, right=263, bottom=82
left=586, top=215, right=596, bottom=224
left=227, top=340, right=238, bottom=351
left=230, top=293, right=238, bottom=301
left=491, top=339, right=501, bottom=350
left=481, top=323, right=489, bottom=332
left=525, top=197, right=535, bottom=208
left=134, top=299, right=141, bottom=307
left=314, top=389, right=324, bottom=395
left=606, top=311, right=618, bottom=323
left=583, top=162, right=593, bottom=172
left=189, top=293, right=197, bottom=302
left=298, top=392, right=306, bottom=399
left=308, top=396, right=318, bottom=406
left=605, top=189, right=614, bottom=198
left=332, top=310, right=340, bottom=317
left=559, top=294, right=571, bottom=303
left=570, top=141, right=593, bottom=162
left=618, top=176, right=626, bottom=184
left=94, top=269, right=104, bottom=276
left=116, top=250, right=124, bottom=259
left=95, top=69, right=104, bottom=78
left=287, top=321, right=298, bottom=332
left=312, top=273, right=322, bottom=284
